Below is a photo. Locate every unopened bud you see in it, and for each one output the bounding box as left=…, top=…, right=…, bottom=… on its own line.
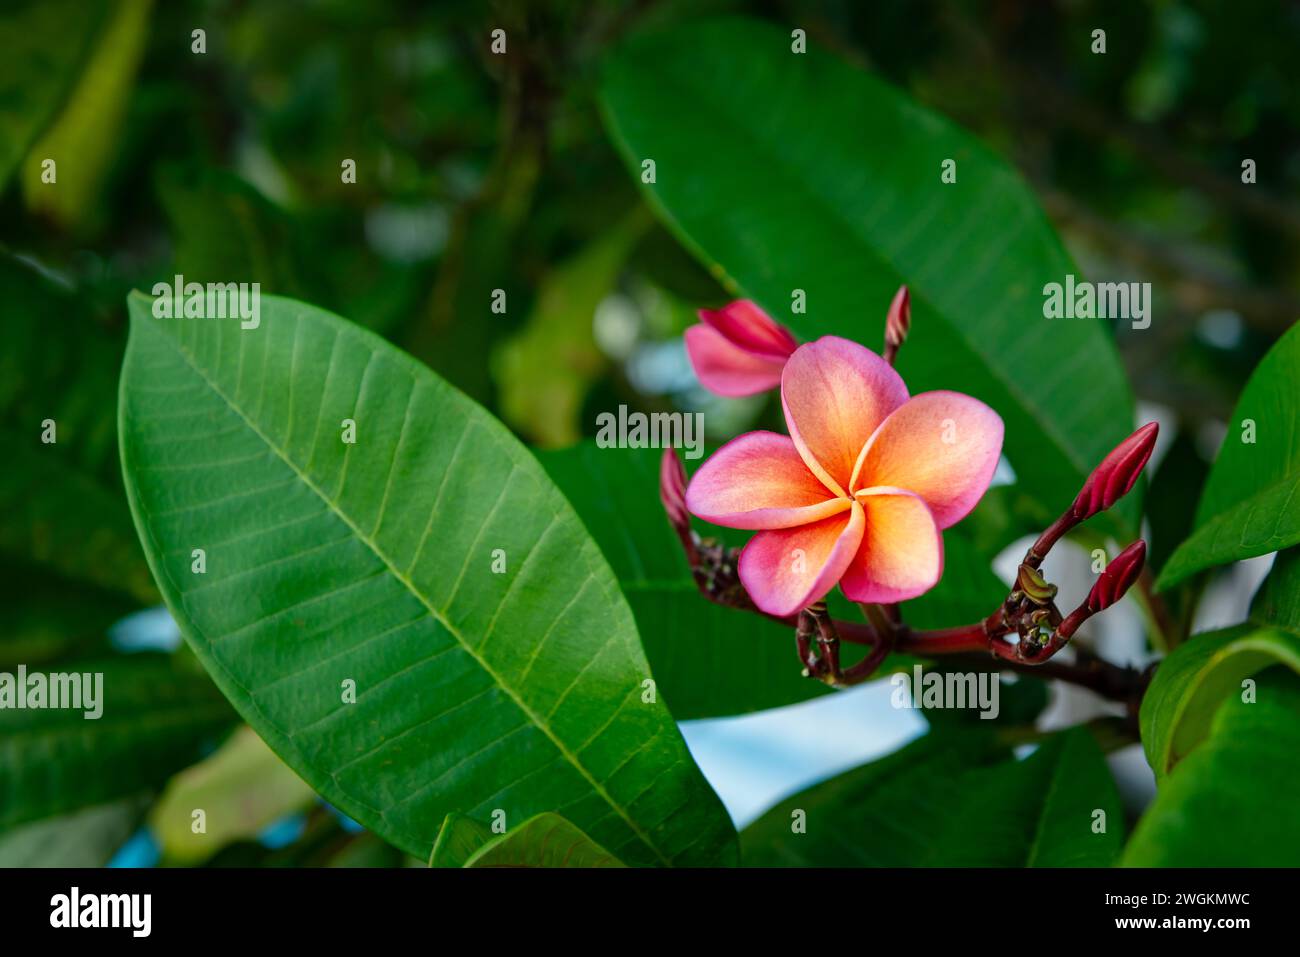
left=660, top=448, right=691, bottom=536
left=885, top=285, right=910, bottom=350
left=1071, top=422, right=1158, bottom=521
left=1087, top=540, right=1146, bottom=612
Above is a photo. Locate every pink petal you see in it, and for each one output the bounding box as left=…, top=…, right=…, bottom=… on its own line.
left=739, top=502, right=865, bottom=616
left=841, top=489, right=943, bottom=603
left=852, top=391, right=1004, bottom=528
left=781, top=336, right=909, bottom=496
left=685, top=324, right=787, bottom=397
left=685, top=431, right=851, bottom=530
left=698, top=300, right=798, bottom=359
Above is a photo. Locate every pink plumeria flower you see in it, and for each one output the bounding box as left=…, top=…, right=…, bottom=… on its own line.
left=684, top=300, right=798, bottom=397
left=685, top=336, right=1004, bottom=617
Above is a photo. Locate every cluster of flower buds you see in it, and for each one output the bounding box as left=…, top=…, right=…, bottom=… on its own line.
left=994, top=424, right=1157, bottom=663
left=658, top=287, right=1159, bottom=682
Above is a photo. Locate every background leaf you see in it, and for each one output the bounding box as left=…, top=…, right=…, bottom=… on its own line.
left=496, top=208, right=649, bottom=446
left=1158, top=321, right=1300, bottom=588
left=1140, top=623, right=1300, bottom=780
left=599, top=16, right=1137, bottom=535
left=741, top=726, right=1122, bottom=867
left=1250, top=545, right=1300, bottom=632
left=149, top=724, right=316, bottom=865
left=1124, top=667, right=1300, bottom=866
left=0, top=0, right=106, bottom=190
left=20, top=0, right=153, bottom=232
left=0, top=796, right=147, bottom=867
left=0, top=254, right=155, bottom=603
left=0, top=654, right=235, bottom=831
left=118, top=292, right=735, bottom=866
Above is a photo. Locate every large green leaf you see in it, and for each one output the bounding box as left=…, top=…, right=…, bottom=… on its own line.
left=0, top=654, right=235, bottom=831
left=0, top=0, right=105, bottom=190
left=599, top=17, right=1136, bottom=533
left=1158, top=321, right=1300, bottom=588
left=741, top=726, right=1122, bottom=867
left=118, top=292, right=735, bottom=866
left=463, top=812, right=624, bottom=868
left=541, top=443, right=1006, bottom=718
left=1140, top=623, right=1300, bottom=781
left=1124, top=667, right=1300, bottom=866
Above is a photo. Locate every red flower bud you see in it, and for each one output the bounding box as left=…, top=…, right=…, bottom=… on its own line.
left=1071, top=422, right=1158, bottom=521
left=1086, top=540, right=1146, bottom=612
left=885, top=285, right=911, bottom=351
left=659, top=448, right=691, bottom=536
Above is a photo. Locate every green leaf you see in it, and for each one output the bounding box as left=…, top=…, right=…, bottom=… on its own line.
left=463, top=812, right=624, bottom=868
left=1124, top=667, right=1300, bottom=866
left=0, top=0, right=106, bottom=190
left=1250, top=545, right=1300, bottom=632
left=741, top=726, right=1122, bottom=867
left=1139, top=623, right=1300, bottom=781
left=20, top=0, right=153, bottom=231
left=495, top=209, right=649, bottom=447
left=118, top=292, right=736, bottom=867
left=0, top=254, right=155, bottom=604
left=149, top=725, right=316, bottom=864
left=157, top=165, right=308, bottom=294
left=599, top=17, right=1136, bottom=533
left=0, top=796, right=146, bottom=867
left=541, top=442, right=1006, bottom=718
left=0, top=558, right=130, bottom=668
left=429, top=813, right=495, bottom=868
left=0, top=654, right=235, bottom=830
left=1158, top=321, right=1300, bottom=589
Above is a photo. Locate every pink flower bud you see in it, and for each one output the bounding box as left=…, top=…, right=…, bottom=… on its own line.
left=885, top=285, right=910, bottom=351
left=1071, top=422, right=1158, bottom=521
left=659, top=448, right=691, bottom=536
left=684, top=300, right=798, bottom=397
left=1086, top=540, right=1146, bottom=612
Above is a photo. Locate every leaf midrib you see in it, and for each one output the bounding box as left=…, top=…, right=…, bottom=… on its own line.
left=143, top=317, right=672, bottom=867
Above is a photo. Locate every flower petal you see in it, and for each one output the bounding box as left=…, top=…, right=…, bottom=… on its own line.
left=739, top=502, right=865, bottom=616
left=853, top=391, right=1003, bottom=528
left=698, top=300, right=798, bottom=359
left=781, top=336, right=908, bottom=496
left=685, top=431, right=851, bottom=530
left=841, top=489, right=943, bottom=603
left=685, top=324, right=787, bottom=397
